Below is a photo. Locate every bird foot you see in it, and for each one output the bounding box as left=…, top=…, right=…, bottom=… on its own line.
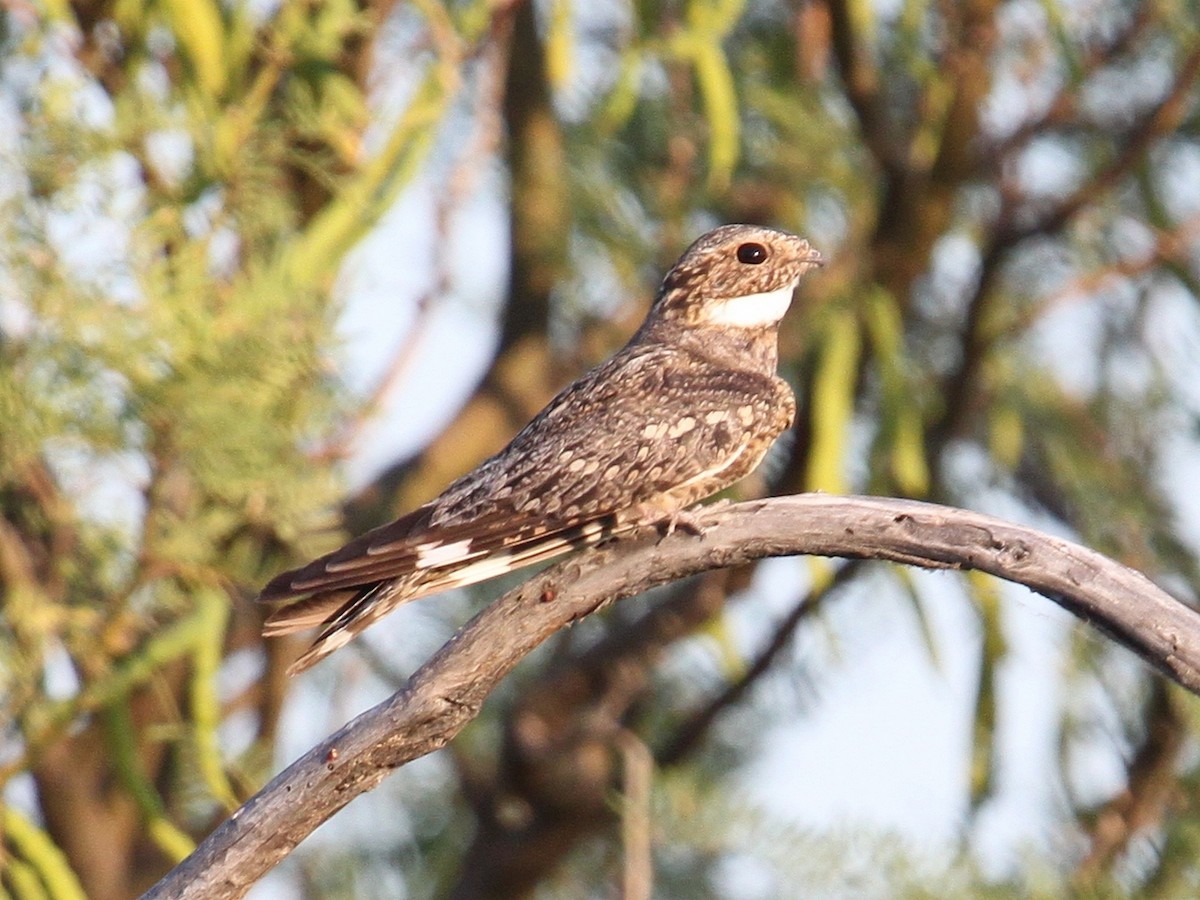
left=662, top=508, right=706, bottom=537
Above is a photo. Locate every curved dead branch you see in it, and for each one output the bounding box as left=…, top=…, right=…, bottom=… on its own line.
left=144, top=494, right=1200, bottom=899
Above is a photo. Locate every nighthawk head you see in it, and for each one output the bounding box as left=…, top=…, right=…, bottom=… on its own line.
left=648, top=224, right=822, bottom=329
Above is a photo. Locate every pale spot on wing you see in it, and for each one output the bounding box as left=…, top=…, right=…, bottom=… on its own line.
left=443, top=554, right=519, bottom=585
left=668, top=416, right=697, bottom=438
left=415, top=538, right=474, bottom=569
left=325, top=555, right=373, bottom=574
left=705, top=410, right=728, bottom=425
left=440, top=543, right=572, bottom=587
left=321, top=628, right=355, bottom=653
left=737, top=405, right=755, bottom=426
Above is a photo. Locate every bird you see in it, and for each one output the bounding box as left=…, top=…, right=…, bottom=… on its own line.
left=259, top=224, right=823, bottom=674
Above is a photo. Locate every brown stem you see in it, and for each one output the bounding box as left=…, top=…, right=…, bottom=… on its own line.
left=656, top=560, right=863, bottom=766
left=1075, top=679, right=1185, bottom=884
left=145, top=495, right=1200, bottom=898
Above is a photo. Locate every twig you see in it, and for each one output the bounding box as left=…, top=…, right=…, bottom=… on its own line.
left=656, top=560, right=863, bottom=767
left=1001, top=42, right=1200, bottom=246
left=143, top=494, right=1200, bottom=899
left=1074, top=679, right=1185, bottom=884
left=318, top=13, right=514, bottom=463
left=826, top=0, right=899, bottom=171
left=932, top=41, right=1200, bottom=452
left=1008, top=208, right=1200, bottom=337
left=616, top=729, right=654, bottom=900
left=986, top=5, right=1154, bottom=162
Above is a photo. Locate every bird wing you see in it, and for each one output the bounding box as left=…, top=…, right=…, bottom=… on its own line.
left=259, top=346, right=791, bottom=669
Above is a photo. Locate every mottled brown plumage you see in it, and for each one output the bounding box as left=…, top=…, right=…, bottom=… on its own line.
left=260, top=224, right=822, bottom=673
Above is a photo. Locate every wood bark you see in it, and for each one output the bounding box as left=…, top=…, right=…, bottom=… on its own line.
left=143, top=494, right=1200, bottom=898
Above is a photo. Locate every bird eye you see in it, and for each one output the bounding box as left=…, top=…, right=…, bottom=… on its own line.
left=736, top=242, right=768, bottom=264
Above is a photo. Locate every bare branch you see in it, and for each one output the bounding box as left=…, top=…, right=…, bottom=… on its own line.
left=1000, top=42, right=1200, bottom=246
left=1075, top=679, right=1186, bottom=884
left=656, top=560, right=864, bottom=767
left=144, top=494, right=1200, bottom=898
left=986, top=5, right=1155, bottom=163
left=317, top=11, right=513, bottom=464
left=616, top=729, right=654, bottom=900
left=826, top=0, right=898, bottom=172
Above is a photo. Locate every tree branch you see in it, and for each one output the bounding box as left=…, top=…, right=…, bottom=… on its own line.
left=446, top=567, right=745, bottom=899
left=826, top=0, right=898, bottom=172
left=656, top=559, right=863, bottom=767
left=1075, top=679, right=1186, bottom=884
left=985, top=4, right=1155, bottom=164
left=1000, top=41, right=1200, bottom=246
left=144, top=494, right=1200, bottom=898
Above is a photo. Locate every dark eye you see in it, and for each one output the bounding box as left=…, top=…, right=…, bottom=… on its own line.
left=736, top=242, right=768, bottom=264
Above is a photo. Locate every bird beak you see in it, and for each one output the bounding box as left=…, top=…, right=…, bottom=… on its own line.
left=798, top=243, right=824, bottom=271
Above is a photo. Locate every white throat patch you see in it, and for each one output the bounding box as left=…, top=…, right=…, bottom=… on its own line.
left=703, top=282, right=797, bottom=328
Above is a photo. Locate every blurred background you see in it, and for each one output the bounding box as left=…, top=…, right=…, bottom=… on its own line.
left=3, top=0, right=1200, bottom=896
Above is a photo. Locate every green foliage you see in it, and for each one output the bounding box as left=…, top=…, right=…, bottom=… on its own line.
left=647, top=772, right=1060, bottom=899
left=0, top=0, right=417, bottom=889
left=5, top=0, right=1200, bottom=896
left=1, top=808, right=88, bottom=900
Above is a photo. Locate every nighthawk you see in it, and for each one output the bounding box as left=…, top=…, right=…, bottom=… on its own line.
left=260, top=224, right=823, bottom=673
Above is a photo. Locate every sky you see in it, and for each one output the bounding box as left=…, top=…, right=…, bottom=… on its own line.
left=3, top=1, right=1191, bottom=895
left=246, top=2, right=1193, bottom=892
left=249, top=155, right=1142, bottom=895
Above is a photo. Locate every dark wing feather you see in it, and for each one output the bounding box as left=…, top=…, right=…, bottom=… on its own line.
left=257, top=504, right=436, bottom=601
left=259, top=344, right=792, bottom=671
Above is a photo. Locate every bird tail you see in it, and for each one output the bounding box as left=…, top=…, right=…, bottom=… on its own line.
left=266, top=579, right=413, bottom=675
left=263, top=515, right=629, bottom=675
